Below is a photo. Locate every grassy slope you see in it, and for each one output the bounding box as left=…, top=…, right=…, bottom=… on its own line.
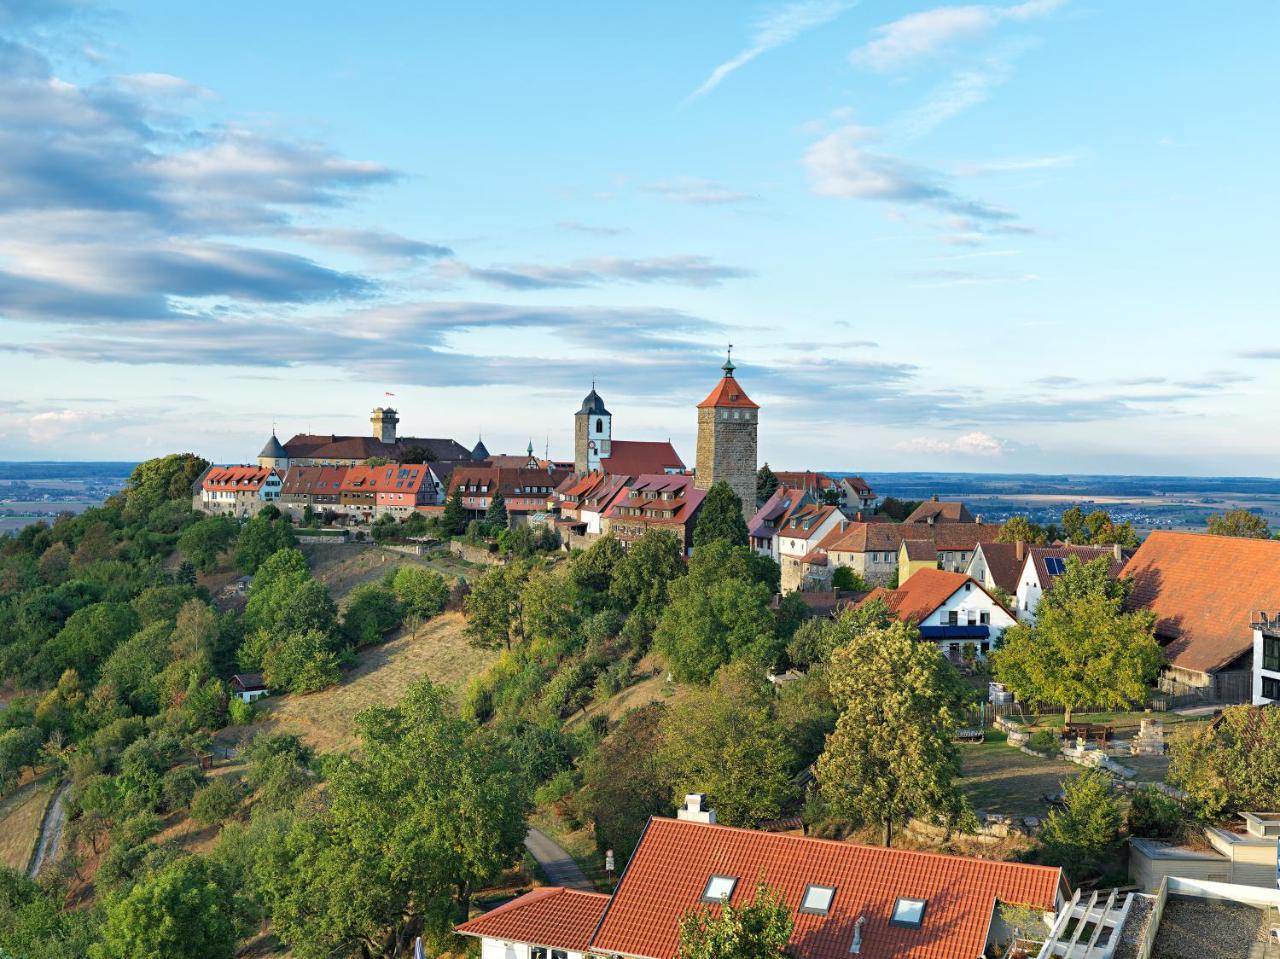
left=0, top=770, right=57, bottom=871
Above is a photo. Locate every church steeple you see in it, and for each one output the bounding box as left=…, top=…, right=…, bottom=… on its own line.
left=722, top=345, right=736, bottom=376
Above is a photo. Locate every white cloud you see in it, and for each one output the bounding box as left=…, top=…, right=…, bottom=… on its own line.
left=893, top=56, right=1015, bottom=139
left=643, top=178, right=756, bottom=205
left=852, top=0, right=1065, bottom=70
left=895, top=430, right=1010, bottom=456
left=955, top=153, right=1078, bottom=175
left=688, top=0, right=853, bottom=100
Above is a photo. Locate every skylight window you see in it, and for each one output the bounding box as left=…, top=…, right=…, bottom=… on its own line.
left=800, top=884, right=836, bottom=915
left=701, top=875, right=738, bottom=903
left=890, top=897, right=927, bottom=928
left=1044, top=557, right=1067, bottom=575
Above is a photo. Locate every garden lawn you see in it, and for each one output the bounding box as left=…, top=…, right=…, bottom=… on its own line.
left=959, top=734, right=1078, bottom=818
left=1027, top=711, right=1205, bottom=731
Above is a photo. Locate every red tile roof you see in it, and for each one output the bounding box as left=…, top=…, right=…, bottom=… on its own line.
left=972, top=542, right=1024, bottom=594
left=779, top=504, right=842, bottom=542
left=340, top=464, right=431, bottom=494
left=1026, top=544, right=1128, bottom=588
left=605, top=473, right=706, bottom=527
left=904, top=500, right=974, bottom=524
left=202, top=466, right=279, bottom=491
left=591, top=818, right=1062, bottom=959
left=697, top=374, right=759, bottom=409
left=1124, top=530, right=1280, bottom=674
left=901, top=539, right=938, bottom=562
left=862, top=568, right=978, bottom=623
left=280, top=465, right=348, bottom=495
left=600, top=440, right=686, bottom=476
left=455, top=887, right=610, bottom=952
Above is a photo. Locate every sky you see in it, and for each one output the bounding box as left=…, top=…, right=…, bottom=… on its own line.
left=1, top=0, right=1277, bottom=475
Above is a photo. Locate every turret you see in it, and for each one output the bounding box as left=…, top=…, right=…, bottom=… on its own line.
left=370, top=407, right=399, bottom=444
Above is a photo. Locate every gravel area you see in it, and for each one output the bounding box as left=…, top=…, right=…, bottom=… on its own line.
left=1112, top=893, right=1154, bottom=959
left=1150, top=895, right=1268, bottom=959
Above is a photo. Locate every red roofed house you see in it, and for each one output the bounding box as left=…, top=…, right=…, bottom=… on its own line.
left=904, top=496, right=975, bottom=525
left=774, top=471, right=878, bottom=512
left=603, top=473, right=706, bottom=553
left=749, top=486, right=813, bottom=562
left=571, top=384, right=686, bottom=476
left=278, top=465, right=348, bottom=519
left=457, top=813, right=1065, bottom=959
left=449, top=465, right=572, bottom=527
left=198, top=466, right=283, bottom=518
left=601, top=440, right=685, bottom=476
left=825, top=522, right=998, bottom=587
left=776, top=503, right=846, bottom=593
left=966, top=541, right=1027, bottom=596
left=1013, top=543, right=1130, bottom=622
left=1125, top=530, right=1280, bottom=700
left=553, top=472, right=631, bottom=546
left=337, top=463, right=435, bottom=521
left=859, top=568, right=1017, bottom=663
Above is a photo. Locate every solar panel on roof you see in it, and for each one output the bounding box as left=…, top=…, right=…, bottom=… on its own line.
left=1044, top=557, right=1067, bottom=575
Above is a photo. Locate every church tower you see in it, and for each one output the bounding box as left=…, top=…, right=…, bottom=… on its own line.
left=574, top=385, right=612, bottom=474
left=694, top=351, right=758, bottom=519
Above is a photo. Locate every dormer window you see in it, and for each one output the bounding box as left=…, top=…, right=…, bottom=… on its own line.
left=890, top=897, right=927, bottom=928
left=701, top=875, right=738, bottom=903
left=800, top=884, right=836, bottom=916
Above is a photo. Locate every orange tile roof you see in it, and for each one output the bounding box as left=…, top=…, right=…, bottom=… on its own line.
left=1125, top=530, right=1280, bottom=674
left=340, top=464, right=431, bottom=494
left=901, top=539, right=938, bottom=562
left=591, top=818, right=1062, bottom=959
left=202, top=466, right=279, bottom=491
left=904, top=500, right=974, bottom=524
left=455, top=887, right=610, bottom=952
left=697, top=374, right=759, bottom=409
left=862, top=568, right=976, bottom=623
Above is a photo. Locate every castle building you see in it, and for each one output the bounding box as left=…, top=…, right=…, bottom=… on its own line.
left=574, top=386, right=612, bottom=474
left=257, top=431, right=289, bottom=471
left=694, top=353, right=758, bottom=519
left=370, top=406, right=399, bottom=444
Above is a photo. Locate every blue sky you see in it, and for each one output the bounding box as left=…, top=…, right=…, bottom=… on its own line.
left=1, top=0, right=1277, bottom=474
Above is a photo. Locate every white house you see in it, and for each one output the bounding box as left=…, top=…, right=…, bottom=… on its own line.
left=230, top=673, right=269, bottom=703
left=859, top=568, right=1017, bottom=663
left=455, top=886, right=608, bottom=959
left=775, top=503, right=846, bottom=593
left=1254, top=612, right=1280, bottom=704
left=198, top=466, right=283, bottom=518
left=1014, top=544, right=1127, bottom=621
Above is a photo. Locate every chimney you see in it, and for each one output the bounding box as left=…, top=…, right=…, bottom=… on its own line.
left=677, top=793, right=716, bottom=824
left=851, top=915, right=866, bottom=954
left=1015, top=540, right=1025, bottom=562
left=1113, top=542, right=1123, bottom=561
left=931, top=494, right=939, bottom=502
left=976, top=514, right=983, bottom=525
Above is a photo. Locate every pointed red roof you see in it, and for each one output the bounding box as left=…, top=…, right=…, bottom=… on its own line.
left=697, top=374, right=759, bottom=410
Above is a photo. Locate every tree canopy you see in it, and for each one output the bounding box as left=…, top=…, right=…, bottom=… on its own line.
left=1169, top=705, right=1280, bottom=819
left=1207, top=509, right=1272, bottom=539
left=693, top=482, right=749, bottom=549
left=755, top=464, right=779, bottom=506
left=677, top=879, right=793, bottom=959
left=817, top=619, right=973, bottom=846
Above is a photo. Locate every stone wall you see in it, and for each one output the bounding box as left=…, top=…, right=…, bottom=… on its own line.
left=694, top=407, right=757, bottom=519
left=449, top=541, right=501, bottom=566
left=573, top=413, right=589, bottom=475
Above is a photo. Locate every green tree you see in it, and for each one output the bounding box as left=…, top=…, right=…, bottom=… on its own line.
left=234, top=512, right=297, bottom=575
left=440, top=487, right=467, bottom=538
left=48, top=602, right=140, bottom=681
left=92, top=856, right=244, bottom=959
left=655, top=569, right=777, bottom=683
left=254, top=682, right=530, bottom=957
left=175, top=561, right=197, bottom=586
left=658, top=662, right=795, bottom=827
left=693, top=482, right=749, bottom=549
left=301, top=503, right=317, bottom=528
left=123, top=453, right=209, bottom=524
left=830, top=565, right=869, bottom=592
left=1207, top=509, right=1272, bottom=539
left=0, top=726, right=42, bottom=783
left=580, top=703, right=670, bottom=861
left=1038, top=554, right=1133, bottom=615
left=878, top=496, right=922, bottom=522
left=464, top=561, right=531, bottom=651
left=243, top=733, right=314, bottom=810
left=992, top=592, right=1160, bottom=726
left=996, top=515, right=1049, bottom=545
left=0, top=867, right=99, bottom=959
left=817, top=620, right=972, bottom=846
left=755, top=463, right=779, bottom=506
left=609, top=528, right=685, bottom=621
left=190, top=778, right=244, bottom=827
left=677, top=879, right=793, bottom=959
left=1061, top=506, right=1138, bottom=547
left=177, top=516, right=238, bottom=573
left=262, top=630, right=343, bottom=694
left=1040, top=769, right=1122, bottom=880
left=1169, top=704, right=1280, bottom=819
left=390, top=566, right=449, bottom=623
left=485, top=491, right=509, bottom=529
left=569, top=534, right=627, bottom=597
left=340, top=582, right=402, bottom=647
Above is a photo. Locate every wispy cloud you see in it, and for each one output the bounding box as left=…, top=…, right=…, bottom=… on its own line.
left=852, top=0, right=1065, bottom=70
left=688, top=0, right=853, bottom=100
left=896, top=430, right=1010, bottom=456
left=437, top=255, right=754, bottom=290
left=643, top=178, right=756, bottom=205
left=893, top=54, right=1016, bottom=140
left=558, top=221, right=627, bottom=237
left=956, top=153, right=1079, bottom=175
left=804, top=124, right=1016, bottom=223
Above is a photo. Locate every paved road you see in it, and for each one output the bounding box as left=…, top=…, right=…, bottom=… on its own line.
left=28, top=780, right=68, bottom=878
left=524, top=827, right=593, bottom=890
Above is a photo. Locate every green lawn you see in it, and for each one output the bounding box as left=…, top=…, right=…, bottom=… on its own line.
left=959, top=735, right=1078, bottom=818
left=1026, top=710, right=1206, bottom=731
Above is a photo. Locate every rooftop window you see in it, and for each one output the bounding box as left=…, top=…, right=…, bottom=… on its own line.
left=701, top=875, right=738, bottom=903
left=800, top=884, right=836, bottom=916
left=890, top=897, right=927, bottom=928
left=1044, top=557, right=1067, bottom=575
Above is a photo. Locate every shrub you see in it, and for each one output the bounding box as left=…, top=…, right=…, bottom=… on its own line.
left=533, top=769, right=577, bottom=808
left=190, top=777, right=243, bottom=826
left=1128, top=787, right=1188, bottom=840
left=227, top=697, right=254, bottom=726
left=1029, top=729, right=1059, bottom=754
left=160, top=764, right=206, bottom=813
left=1040, top=770, right=1122, bottom=879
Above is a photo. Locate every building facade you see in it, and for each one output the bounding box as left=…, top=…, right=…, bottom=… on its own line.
left=694, top=354, right=758, bottom=520
left=573, top=387, right=612, bottom=474
left=198, top=466, right=283, bottom=517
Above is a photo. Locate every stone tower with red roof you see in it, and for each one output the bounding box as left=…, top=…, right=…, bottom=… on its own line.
left=694, top=351, right=758, bottom=519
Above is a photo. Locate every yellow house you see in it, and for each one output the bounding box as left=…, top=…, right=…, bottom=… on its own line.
left=898, top=538, right=939, bottom=583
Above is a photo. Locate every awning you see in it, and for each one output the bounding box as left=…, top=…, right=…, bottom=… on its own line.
left=919, top=625, right=991, bottom=640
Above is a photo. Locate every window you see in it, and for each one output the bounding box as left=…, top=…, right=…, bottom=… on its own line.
left=1044, top=557, right=1066, bottom=575
left=980, top=611, right=990, bottom=625
left=1264, top=636, right=1280, bottom=673
left=701, top=875, right=738, bottom=903
left=800, top=884, right=836, bottom=915
left=890, top=897, right=927, bottom=928
left=1264, top=677, right=1280, bottom=702
left=531, top=949, right=568, bottom=959
left=596, top=418, right=603, bottom=432
left=947, top=611, right=959, bottom=626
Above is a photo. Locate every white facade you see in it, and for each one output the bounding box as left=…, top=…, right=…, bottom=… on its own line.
left=479, top=938, right=584, bottom=959
left=237, top=687, right=268, bottom=704
left=917, top=580, right=1018, bottom=661
left=585, top=412, right=611, bottom=473
left=1253, top=624, right=1280, bottom=704
left=1014, top=554, right=1045, bottom=621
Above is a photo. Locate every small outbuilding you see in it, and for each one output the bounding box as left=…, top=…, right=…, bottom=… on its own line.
left=230, top=673, right=269, bottom=703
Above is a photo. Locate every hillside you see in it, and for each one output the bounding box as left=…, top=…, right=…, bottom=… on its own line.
left=226, top=612, right=493, bottom=754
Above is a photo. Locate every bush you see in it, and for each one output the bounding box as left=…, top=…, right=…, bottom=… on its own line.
left=1040, top=769, right=1122, bottom=880
left=160, top=764, right=206, bottom=813
left=262, top=630, right=343, bottom=694
left=533, top=769, right=577, bottom=808
left=1128, top=787, right=1188, bottom=840
left=227, top=697, right=254, bottom=726
left=1029, top=729, right=1059, bottom=754
left=340, top=583, right=403, bottom=647
left=190, top=777, right=243, bottom=826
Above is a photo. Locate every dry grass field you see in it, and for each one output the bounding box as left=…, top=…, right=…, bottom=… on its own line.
left=0, top=770, right=57, bottom=871
left=237, top=612, right=493, bottom=753
left=303, top=542, right=475, bottom=602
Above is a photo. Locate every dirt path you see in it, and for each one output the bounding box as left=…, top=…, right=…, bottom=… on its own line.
left=28, top=779, right=68, bottom=878
left=524, top=827, right=593, bottom=891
